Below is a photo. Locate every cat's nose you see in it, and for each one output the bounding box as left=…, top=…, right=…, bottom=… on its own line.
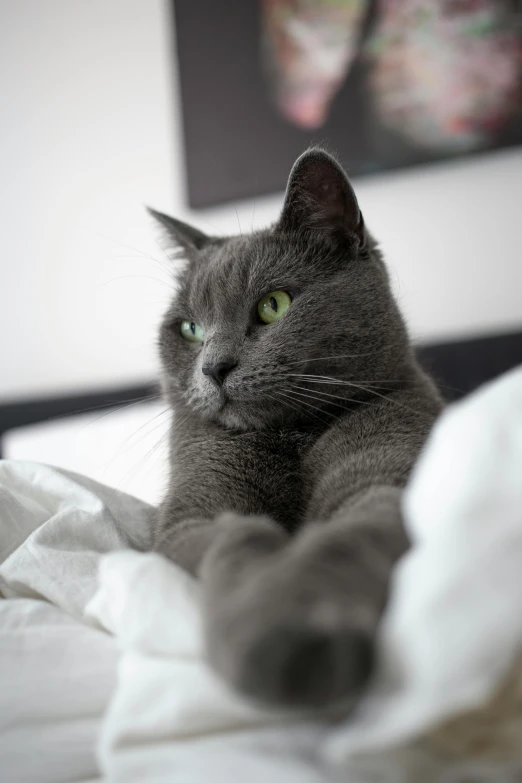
left=202, top=359, right=237, bottom=387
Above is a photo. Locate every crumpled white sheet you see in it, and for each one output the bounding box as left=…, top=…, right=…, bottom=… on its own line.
left=0, top=463, right=153, bottom=783
left=326, top=364, right=522, bottom=782
left=1, top=366, right=522, bottom=783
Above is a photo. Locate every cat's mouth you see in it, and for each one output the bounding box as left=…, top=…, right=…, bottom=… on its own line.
left=198, top=381, right=276, bottom=430
left=204, top=388, right=261, bottom=430
left=219, top=395, right=230, bottom=409
left=207, top=388, right=233, bottom=417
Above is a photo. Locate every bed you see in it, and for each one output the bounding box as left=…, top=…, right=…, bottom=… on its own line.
left=1, top=330, right=522, bottom=783
left=2, top=330, right=522, bottom=500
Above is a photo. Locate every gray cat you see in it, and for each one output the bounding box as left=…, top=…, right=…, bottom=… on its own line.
left=150, top=148, right=443, bottom=709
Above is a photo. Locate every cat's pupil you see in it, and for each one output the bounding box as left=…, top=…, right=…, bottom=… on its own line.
left=190, top=322, right=196, bottom=335
left=270, top=296, right=278, bottom=312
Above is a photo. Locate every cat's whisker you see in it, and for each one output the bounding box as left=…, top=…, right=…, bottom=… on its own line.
left=288, top=373, right=406, bottom=389
left=283, top=347, right=406, bottom=367
left=92, top=231, right=175, bottom=278
left=289, top=389, right=362, bottom=419
left=116, top=429, right=170, bottom=493
left=288, top=374, right=427, bottom=418
left=234, top=205, right=243, bottom=237
left=276, top=391, right=328, bottom=425
left=113, top=408, right=192, bottom=493
left=285, top=359, right=460, bottom=396
left=275, top=388, right=335, bottom=424
left=109, top=254, right=176, bottom=283
left=100, top=405, right=171, bottom=474
left=96, top=274, right=174, bottom=290
left=101, top=421, right=171, bottom=490
left=270, top=388, right=317, bottom=421
left=286, top=384, right=374, bottom=409
left=79, top=393, right=161, bottom=430
left=153, top=234, right=178, bottom=269
left=285, top=385, right=350, bottom=410
left=263, top=391, right=298, bottom=424
left=170, top=411, right=192, bottom=435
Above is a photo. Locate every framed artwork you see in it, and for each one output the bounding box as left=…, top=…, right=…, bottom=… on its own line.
left=173, top=0, right=522, bottom=208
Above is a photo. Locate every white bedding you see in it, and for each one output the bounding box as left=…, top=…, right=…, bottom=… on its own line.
left=3, top=400, right=171, bottom=505
left=1, top=367, right=522, bottom=783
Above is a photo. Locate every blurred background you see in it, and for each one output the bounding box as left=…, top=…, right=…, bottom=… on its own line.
left=1, top=0, right=521, bottom=504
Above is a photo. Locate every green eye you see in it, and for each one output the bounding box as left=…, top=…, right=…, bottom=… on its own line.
left=180, top=320, right=205, bottom=343
left=258, top=290, right=292, bottom=324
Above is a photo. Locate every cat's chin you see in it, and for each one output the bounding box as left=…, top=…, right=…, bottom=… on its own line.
left=191, top=388, right=300, bottom=432
left=213, top=403, right=270, bottom=432
left=202, top=396, right=285, bottom=432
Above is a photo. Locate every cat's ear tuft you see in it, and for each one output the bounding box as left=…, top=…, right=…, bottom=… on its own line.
left=277, top=149, right=364, bottom=244
left=147, top=207, right=210, bottom=255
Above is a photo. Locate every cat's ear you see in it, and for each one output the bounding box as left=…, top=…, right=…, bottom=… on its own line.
left=147, top=207, right=210, bottom=256
left=277, top=149, right=364, bottom=244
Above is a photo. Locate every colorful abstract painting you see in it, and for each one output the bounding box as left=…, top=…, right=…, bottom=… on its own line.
left=174, top=0, right=522, bottom=207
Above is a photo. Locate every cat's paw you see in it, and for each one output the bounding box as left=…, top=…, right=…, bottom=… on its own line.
left=234, top=621, right=374, bottom=709
left=203, top=559, right=378, bottom=709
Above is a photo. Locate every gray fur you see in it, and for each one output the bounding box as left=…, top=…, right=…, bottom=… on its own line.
left=151, top=148, right=443, bottom=709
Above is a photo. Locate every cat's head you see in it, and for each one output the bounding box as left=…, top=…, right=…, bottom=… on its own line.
left=153, top=148, right=411, bottom=431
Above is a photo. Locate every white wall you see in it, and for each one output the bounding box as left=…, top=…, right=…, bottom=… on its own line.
left=1, top=0, right=521, bottom=403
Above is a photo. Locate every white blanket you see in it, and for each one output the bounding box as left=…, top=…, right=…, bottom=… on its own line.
left=0, top=463, right=152, bottom=783
left=1, top=367, right=522, bottom=783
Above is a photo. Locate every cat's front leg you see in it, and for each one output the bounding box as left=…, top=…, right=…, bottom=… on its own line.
left=154, top=510, right=288, bottom=577
left=153, top=516, right=218, bottom=575
left=153, top=419, right=305, bottom=574
left=200, top=486, right=408, bottom=708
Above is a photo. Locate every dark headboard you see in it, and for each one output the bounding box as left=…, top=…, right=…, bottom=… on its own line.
left=0, top=382, right=158, bottom=459
left=1, top=330, right=521, bottom=458
left=416, top=329, right=522, bottom=401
